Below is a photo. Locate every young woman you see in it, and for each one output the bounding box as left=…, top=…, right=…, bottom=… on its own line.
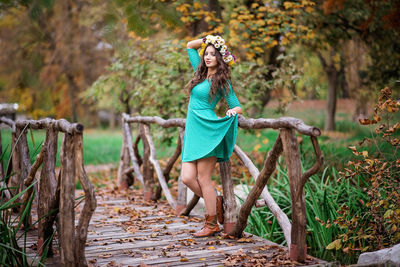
left=181, top=35, right=242, bottom=237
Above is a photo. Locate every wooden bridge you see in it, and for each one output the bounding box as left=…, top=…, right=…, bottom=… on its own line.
left=20, top=186, right=323, bottom=266
left=1, top=114, right=324, bottom=266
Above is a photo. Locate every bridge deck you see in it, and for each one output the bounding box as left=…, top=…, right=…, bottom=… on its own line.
left=19, top=187, right=323, bottom=266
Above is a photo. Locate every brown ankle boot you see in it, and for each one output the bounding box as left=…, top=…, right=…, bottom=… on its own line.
left=216, top=195, right=224, bottom=224
left=193, top=214, right=220, bottom=237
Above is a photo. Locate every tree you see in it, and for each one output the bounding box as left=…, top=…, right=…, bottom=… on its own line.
left=0, top=0, right=111, bottom=122
left=227, top=0, right=315, bottom=114
left=304, top=0, right=400, bottom=130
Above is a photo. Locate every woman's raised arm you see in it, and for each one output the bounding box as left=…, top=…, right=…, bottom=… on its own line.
left=187, top=39, right=203, bottom=49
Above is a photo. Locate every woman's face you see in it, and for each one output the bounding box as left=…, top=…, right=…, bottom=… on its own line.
left=204, top=45, right=218, bottom=68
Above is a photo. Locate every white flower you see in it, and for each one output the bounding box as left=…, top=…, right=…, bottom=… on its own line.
left=222, top=45, right=227, bottom=51
left=227, top=55, right=233, bottom=62
left=215, top=43, right=221, bottom=48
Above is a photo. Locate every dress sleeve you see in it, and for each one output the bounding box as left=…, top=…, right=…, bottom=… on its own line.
left=187, top=48, right=201, bottom=71
left=225, top=82, right=241, bottom=109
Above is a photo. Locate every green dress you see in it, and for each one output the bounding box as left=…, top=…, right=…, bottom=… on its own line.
left=181, top=48, right=241, bottom=163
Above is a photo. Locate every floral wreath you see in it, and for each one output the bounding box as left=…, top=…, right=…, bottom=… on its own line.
left=199, top=35, right=236, bottom=66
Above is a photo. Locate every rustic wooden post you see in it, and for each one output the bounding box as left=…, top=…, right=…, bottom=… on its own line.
left=142, top=124, right=176, bottom=209
left=154, top=130, right=182, bottom=201
left=117, top=119, right=133, bottom=189
left=74, top=133, right=97, bottom=267
left=21, top=145, right=45, bottom=227
left=139, top=123, right=155, bottom=201
left=18, top=129, right=31, bottom=205
left=18, top=129, right=34, bottom=227
left=176, top=128, right=187, bottom=215
left=8, top=129, right=21, bottom=197
left=220, top=161, right=237, bottom=234
left=233, top=144, right=291, bottom=245
left=231, top=136, right=283, bottom=237
left=133, top=135, right=143, bottom=166
left=59, top=133, right=76, bottom=266
left=280, top=128, right=307, bottom=263
left=37, top=128, right=58, bottom=256
left=122, top=115, right=144, bottom=186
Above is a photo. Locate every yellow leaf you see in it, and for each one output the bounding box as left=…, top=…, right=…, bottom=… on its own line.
left=362, top=151, right=368, bottom=157
left=113, top=207, right=120, bottom=213
left=251, top=3, right=259, bottom=9
left=305, top=6, right=314, bottom=13
left=180, top=258, right=189, bottom=262
left=193, top=2, right=202, bottom=9
left=199, top=258, right=206, bottom=261
left=262, top=138, right=269, bottom=144
left=207, top=246, right=216, bottom=250
left=326, top=239, right=341, bottom=250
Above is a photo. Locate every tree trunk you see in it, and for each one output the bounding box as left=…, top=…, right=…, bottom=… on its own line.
left=317, top=49, right=339, bottom=131
left=325, top=67, right=338, bottom=131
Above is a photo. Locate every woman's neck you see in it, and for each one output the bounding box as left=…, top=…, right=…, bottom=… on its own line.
left=207, top=67, right=217, bottom=79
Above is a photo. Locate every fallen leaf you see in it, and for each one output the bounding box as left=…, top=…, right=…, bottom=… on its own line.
left=99, top=253, right=113, bottom=258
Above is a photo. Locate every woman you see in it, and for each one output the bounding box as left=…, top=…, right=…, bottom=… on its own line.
left=181, top=35, right=242, bottom=237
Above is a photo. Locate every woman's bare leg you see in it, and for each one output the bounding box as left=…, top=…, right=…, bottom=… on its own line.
left=197, top=156, right=217, bottom=216
left=181, top=162, right=203, bottom=197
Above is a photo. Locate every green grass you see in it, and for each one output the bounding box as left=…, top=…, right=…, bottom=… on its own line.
left=0, top=128, right=179, bottom=168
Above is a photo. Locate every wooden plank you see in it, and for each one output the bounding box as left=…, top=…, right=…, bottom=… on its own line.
left=17, top=182, right=324, bottom=267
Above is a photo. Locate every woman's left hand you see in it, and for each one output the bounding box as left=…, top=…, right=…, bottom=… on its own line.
left=226, top=109, right=237, bottom=117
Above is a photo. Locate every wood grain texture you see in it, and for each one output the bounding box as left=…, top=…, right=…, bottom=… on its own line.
left=59, top=133, right=75, bottom=266
left=233, top=144, right=291, bottom=245
left=142, top=124, right=176, bottom=209
left=139, top=123, right=155, bottom=200
left=38, top=128, right=58, bottom=256
left=117, top=120, right=133, bottom=189
left=220, top=161, right=237, bottom=229
left=280, top=128, right=307, bottom=263
left=122, top=117, right=144, bottom=186
left=231, top=137, right=283, bottom=237
left=74, top=133, right=97, bottom=267
left=17, top=188, right=324, bottom=267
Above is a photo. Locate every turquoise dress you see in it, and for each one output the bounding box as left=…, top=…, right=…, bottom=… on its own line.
left=181, top=48, right=241, bottom=163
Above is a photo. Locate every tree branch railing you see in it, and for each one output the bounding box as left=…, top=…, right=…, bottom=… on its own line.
left=118, top=113, right=323, bottom=263
left=0, top=117, right=96, bottom=267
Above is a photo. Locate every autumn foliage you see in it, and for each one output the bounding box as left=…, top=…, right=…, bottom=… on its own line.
left=329, top=87, right=400, bottom=253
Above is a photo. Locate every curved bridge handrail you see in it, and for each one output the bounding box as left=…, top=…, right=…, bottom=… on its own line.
left=123, top=114, right=321, bottom=137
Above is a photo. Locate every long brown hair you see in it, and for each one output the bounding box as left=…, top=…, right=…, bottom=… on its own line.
left=185, top=44, right=231, bottom=102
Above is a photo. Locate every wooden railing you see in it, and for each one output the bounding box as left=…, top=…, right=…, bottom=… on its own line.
left=0, top=117, right=96, bottom=267
left=118, top=113, right=323, bottom=263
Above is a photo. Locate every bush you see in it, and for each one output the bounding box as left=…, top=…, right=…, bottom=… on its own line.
left=331, top=87, right=400, bottom=254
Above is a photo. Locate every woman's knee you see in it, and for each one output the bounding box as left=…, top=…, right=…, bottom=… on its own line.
left=197, top=173, right=212, bottom=187
left=181, top=166, right=196, bottom=186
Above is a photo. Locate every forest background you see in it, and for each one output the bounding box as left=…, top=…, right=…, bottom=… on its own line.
left=0, top=0, right=399, bottom=265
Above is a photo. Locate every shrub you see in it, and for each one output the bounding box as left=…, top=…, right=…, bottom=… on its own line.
left=331, top=87, right=400, bottom=253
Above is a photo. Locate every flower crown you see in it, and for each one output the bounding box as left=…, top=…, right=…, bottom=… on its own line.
left=199, top=35, right=236, bottom=66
